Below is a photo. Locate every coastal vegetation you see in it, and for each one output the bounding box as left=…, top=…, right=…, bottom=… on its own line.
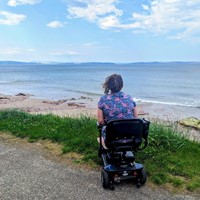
left=0, top=109, right=199, bottom=193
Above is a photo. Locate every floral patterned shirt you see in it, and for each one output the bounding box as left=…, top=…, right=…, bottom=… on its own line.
left=98, top=91, right=136, bottom=123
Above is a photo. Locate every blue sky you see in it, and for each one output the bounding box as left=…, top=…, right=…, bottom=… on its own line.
left=0, top=0, right=200, bottom=63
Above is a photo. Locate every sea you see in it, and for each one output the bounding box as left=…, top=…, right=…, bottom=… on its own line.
left=0, top=62, right=200, bottom=108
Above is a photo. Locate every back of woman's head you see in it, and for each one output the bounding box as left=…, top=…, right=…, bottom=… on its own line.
left=103, top=74, right=123, bottom=94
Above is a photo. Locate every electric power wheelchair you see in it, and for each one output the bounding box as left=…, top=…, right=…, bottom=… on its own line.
left=97, top=118, right=150, bottom=190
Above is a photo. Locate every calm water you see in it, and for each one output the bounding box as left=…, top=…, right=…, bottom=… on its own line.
left=0, top=62, right=200, bottom=108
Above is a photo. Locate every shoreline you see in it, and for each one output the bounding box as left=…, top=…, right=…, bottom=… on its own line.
left=0, top=93, right=97, bottom=118
left=0, top=93, right=200, bottom=121
left=0, top=93, right=200, bottom=142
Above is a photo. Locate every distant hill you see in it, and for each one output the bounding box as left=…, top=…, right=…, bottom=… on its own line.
left=0, top=61, right=40, bottom=65
left=0, top=61, right=199, bottom=65
left=0, top=61, right=117, bottom=66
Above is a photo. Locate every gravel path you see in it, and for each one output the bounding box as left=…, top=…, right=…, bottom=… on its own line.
left=0, top=139, right=199, bottom=200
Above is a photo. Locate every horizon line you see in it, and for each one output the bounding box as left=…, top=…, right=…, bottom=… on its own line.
left=0, top=60, right=200, bottom=65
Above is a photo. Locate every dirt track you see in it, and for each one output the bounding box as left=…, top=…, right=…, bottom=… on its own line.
left=0, top=135, right=199, bottom=200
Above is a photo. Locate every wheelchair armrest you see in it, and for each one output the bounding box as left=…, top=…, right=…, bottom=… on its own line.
left=142, top=118, right=150, bottom=139
left=137, top=137, right=148, bottom=151
left=136, top=118, right=150, bottom=151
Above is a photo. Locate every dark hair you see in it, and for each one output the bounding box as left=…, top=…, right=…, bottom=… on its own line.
left=103, top=74, right=123, bottom=94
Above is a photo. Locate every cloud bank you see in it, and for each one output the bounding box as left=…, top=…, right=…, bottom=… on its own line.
left=67, top=0, right=200, bottom=40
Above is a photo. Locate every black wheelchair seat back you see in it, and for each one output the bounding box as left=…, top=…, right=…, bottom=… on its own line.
left=105, top=118, right=148, bottom=151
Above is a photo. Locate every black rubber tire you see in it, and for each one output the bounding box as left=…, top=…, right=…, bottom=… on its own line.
left=139, top=168, right=147, bottom=185
left=101, top=169, right=110, bottom=189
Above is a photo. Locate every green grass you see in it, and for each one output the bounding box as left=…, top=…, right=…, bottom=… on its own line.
left=0, top=109, right=99, bottom=164
left=138, top=121, right=200, bottom=192
left=0, top=109, right=200, bottom=192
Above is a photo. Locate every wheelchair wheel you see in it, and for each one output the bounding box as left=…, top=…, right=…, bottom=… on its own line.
left=101, top=169, right=110, bottom=189
left=138, top=168, right=147, bottom=185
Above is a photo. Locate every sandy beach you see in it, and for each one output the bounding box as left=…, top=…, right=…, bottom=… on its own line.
left=1, top=93, right=200, bottom=120
left=0, top=93, right=97, bottom=117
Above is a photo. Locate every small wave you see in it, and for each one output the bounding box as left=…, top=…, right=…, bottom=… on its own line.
left=135, top=98, right=200, bottom=108
left=64, top=89, right=102, bottom=96
left=0, top=81, right=10, bottom=84
left=12, top=80, right=43, bottom=84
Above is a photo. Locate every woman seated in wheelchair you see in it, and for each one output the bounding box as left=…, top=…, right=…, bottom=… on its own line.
left=97, top=74, right=138, bottom=147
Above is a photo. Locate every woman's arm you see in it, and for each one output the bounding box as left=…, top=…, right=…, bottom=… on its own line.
left=97, top=108, right=105, bottom=124
left=133, top=106, right=138, bottom=118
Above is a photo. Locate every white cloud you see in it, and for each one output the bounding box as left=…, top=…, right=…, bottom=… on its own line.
left=0, top=47, right=35, bottom=55
left=129, top=0, right=200, bottom=40
left=82, top=42, right=99, bottom=46
left=67, top=0, right=200, bottom=41
left=0, top=11, right=26, bottom=25
left=141, top=4, right=149, bottom=11
left=98, top=15, right=120, bottom=29
left=7, top=0, right=41, bottom=7
left=47, top=21, right=64, bottom=28
left=67, top=0, right=122, bottom=21
left=52, top=51, right=79, bottom=56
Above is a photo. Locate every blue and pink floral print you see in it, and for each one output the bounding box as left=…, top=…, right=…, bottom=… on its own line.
left=98, top=91, right=136, bottom=122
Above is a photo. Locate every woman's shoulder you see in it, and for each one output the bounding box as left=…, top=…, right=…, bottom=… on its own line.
left=99, top=94, right=109, bottom=101
left=120, top=91, right=133, bottom=98
left=100, top=94, right=108, bottom=98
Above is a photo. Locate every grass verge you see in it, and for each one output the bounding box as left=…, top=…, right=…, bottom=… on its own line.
left=0, top=109, right=199, bottom=193
left=138, top=121, right=200, bottom=193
